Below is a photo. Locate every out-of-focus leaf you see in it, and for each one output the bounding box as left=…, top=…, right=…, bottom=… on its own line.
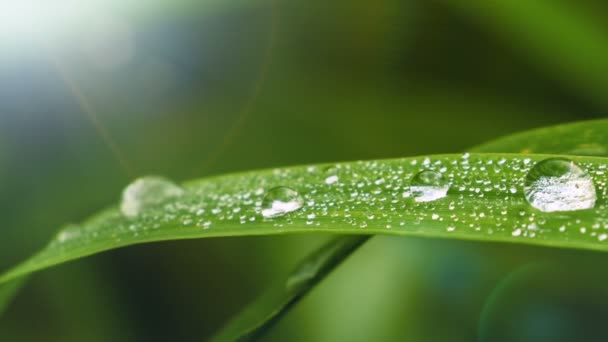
left=212, top=235, right=369, bottom=341
left=443, top=0, right=608, bottom=109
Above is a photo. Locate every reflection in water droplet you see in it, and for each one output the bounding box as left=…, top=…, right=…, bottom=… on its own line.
left=120, top=176, right=184, bottom=218
left=523, top=158, right=596, bottom=212
left=261, top=186, right=304, bottom=218
left=410, top=170, right=449, bottom=202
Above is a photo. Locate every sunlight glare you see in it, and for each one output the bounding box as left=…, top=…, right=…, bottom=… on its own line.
left=0, top=0, right=86, bottom=43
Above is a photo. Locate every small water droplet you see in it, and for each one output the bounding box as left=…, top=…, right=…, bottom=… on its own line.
left=325, top=175, right=339, bottom=185
left=120, top=176, right=184, bottom=218
left=54, top=224, right=81, bottom=244
left=261, top=186, right=304, bottom=218
left=512, top=228, right=522, bottom=237
left=523, top=158, right=596, bottom=212
left=410, top=170, right=449, bottom=203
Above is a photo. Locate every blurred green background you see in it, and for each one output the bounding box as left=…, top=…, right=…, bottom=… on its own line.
left=2, top=0, right=608, bottom=340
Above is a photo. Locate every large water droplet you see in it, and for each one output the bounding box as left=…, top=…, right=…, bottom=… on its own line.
left=410, top=170, right=449, bottom=202
left=261, top=186, right=303, bottom=218
left=120, top=176, right=184, bottom=218
left=523, top=158, right=596, bottom=212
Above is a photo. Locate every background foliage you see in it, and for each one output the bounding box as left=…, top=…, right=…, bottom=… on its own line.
left=2, top=0, right=608, bottom=340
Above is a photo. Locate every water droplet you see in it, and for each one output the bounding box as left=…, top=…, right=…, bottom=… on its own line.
left=261, top=186, right=304, bottom=218
left=120, top=176, right=184, bottom=218
left=325, top=175, right=339, bottom=185
left=54, top=224, right=81, bottom=244
left=523, top=158, right=596, bottom=212
left=410, top=170, right=449, bottom=202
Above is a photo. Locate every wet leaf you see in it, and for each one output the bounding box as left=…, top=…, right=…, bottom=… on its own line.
left=4, top=120, right=608, bottom=335
left=213, top=119, right=608, bottom=340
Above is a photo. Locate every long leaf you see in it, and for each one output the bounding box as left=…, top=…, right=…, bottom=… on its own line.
left=0, top=277, right=26, bottom=315
left=4, top=152, right=608, bottom=285
left=213, top=235, right=369, bottom=341
left=3, top=120, right=608, bottom=327
left=212, top=119, right=608, bottom=340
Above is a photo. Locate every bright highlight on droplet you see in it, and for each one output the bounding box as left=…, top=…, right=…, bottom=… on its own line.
left=523, top=158, right=597, bottom=212
left=120, top=176, right=184, bottom=218
left=410, top=170, right=450, bottom=202
left=261, top=186, right=304, bottom=218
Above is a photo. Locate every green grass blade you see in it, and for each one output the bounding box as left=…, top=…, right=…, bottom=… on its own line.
left=473, top=119, right=608, bottom=156
left=211, top=235, right=369, bottom=341
left=212, top=119, right=608, bottom=340
left=0, top=278, right=26, bottom=315
left=5, top=152, right=608, bottom=286
left=4, top=120, right=608, bottom=326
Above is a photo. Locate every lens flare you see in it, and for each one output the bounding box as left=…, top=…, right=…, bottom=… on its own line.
left=0, top=0, right=95, bottom=44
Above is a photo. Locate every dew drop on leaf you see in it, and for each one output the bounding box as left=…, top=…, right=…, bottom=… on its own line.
left=52, top=224, right=82, bottom=245
left=410, top=170, right=449, bottom=202
left=261, top=186, right=304, bottom=218
left=523, top=158, right=596, bottom=212
left=325, top=175, right=339, bottom=185
left=120, top=176, right=184, bottom=218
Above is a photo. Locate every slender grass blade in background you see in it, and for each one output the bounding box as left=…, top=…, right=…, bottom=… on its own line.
left=0, top=278, right=26, bottom=315
left=212, top=235, right=369, bottom=341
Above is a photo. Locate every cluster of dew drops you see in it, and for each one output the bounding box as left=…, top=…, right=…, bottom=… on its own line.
left=50, top=154, right=608, bottom=249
